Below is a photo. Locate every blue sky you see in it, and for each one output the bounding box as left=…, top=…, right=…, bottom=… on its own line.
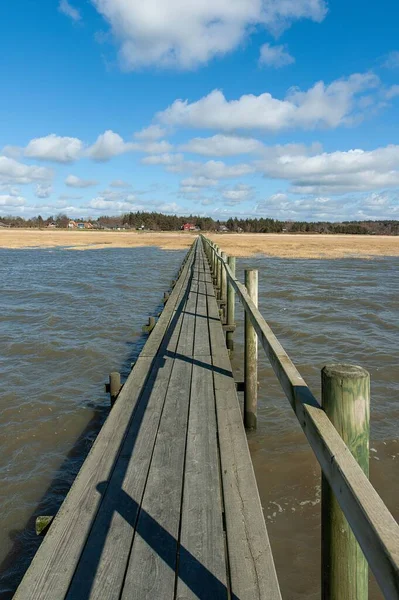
left=1, top=0, right=399, bottom=221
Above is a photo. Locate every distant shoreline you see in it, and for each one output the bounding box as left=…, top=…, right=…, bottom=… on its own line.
left=1, top=229, right=399, bottom=258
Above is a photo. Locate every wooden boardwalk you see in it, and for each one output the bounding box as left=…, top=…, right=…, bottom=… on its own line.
left=14, top=239, right=281, bottom=600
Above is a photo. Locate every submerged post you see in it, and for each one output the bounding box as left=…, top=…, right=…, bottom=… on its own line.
left=244, top=269, right=258, bottom=429
left=321, top=364, right=370, bottom=600
left=109, top=371, right=121, bottom=407
left=226, top=256, right=236, bottom=350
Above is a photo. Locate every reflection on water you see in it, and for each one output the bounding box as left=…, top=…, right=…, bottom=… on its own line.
left=0, top=248, right=398, bottom=599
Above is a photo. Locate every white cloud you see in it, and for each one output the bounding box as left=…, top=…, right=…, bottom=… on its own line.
left=180, top=134, right=263, bottom=156
left=157, top=73, right=380, bottom=131
left=86, top=130, right=170, bottom=160
left=141, top=153, right=184, bottom=166
left=24, top=134, right=84, bottom=163
left=0, top=156, right=53, bottom=184
left=382, top=51, right=399, bottom=69
left=110, top=179, right=131, bottom=187
left=0, top=194, right=26, bottom=207
left=65, top=175, right=98, bottom=188
left=386, top=85, right=399, bottom=100
left=35, top=183, right=52, bottom=198
left=140, top=140, right=173, bottom=153
left=222, top=183, right=254, bottom=203
left=59, top=193, right=83, bottom=200
left=192, top=160, right=255, bottom=179
left=134, top=125, right=167, bottom=140
left=91, top=0, right=326, bottom=70
left=255, top=144, right=399, bottom=194
left=154, top=202, right=181, bottom=213
left=86, top=130, right=137, bottom=161
left=256, top=191, right=399, bottom=221
left=2, top=145, right=22, bottom=158
left=181, top=176, right=218, bottom=187
left=259, top=43, right=295, bottom=68
left=59, top=0, right=81, bottom=22
left=89, top=198, right=140, bottom=212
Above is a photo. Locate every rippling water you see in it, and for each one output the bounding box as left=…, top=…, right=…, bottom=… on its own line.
left=0, top=247, right=398, bottom=599
left=231, top=255, right=399, bottom=600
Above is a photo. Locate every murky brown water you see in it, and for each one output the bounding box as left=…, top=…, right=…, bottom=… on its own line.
left=231, top=255, right=399, bottom=600
left=0, top=248, right=398, bottom=598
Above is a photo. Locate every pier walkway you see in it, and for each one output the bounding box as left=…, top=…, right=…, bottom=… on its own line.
left=14, top=239, right=281, bottom=600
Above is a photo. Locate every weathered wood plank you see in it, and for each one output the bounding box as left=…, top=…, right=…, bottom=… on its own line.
left=66, top=249, right=197, bottom=599
left=205, top=266, right=282, bottom=600
left=141, top=241, right=196, bottom=358
left=192, top=249, right=211, bottom=357
left=121, top=358, right=193, bottom=599
left=175, top=357, right=227, bottom=599
left=120, top=246, right=202, bottom=599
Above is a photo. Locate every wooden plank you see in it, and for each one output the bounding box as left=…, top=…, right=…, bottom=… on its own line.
left=192, top=249, right=211, bottom=357
left=65, top=356, right=175, bottom=600
left=205, top=264, right=282, bottom=600
left=202, top=236, right=399, bottom=599
left=121, top=359, right=193, bottom=599
left=141, top=241, right=196, bottom=358
left=13, top=243, right=196, bottom=600
left=175, top=354, right=227, bottom=598
left=66, top=250, right=197, bottom=599
left=120, top=246, right=201, bottom=599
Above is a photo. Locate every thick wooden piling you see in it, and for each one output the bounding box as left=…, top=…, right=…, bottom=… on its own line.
left=244, top=269, right=258, bottom=429
left=321, top=364, right=370, bottom=600
left=109, top=371, right=121, bottom=407
left=226, top=256, right=236, bottom=350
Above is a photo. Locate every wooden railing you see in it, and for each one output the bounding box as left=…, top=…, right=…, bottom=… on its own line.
left=201, top=235, right=399, bottom=600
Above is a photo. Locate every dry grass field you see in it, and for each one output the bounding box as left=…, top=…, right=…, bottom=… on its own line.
left=1, top=229, right=399, bottom=258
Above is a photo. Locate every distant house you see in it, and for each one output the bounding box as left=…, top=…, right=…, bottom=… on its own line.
left=84, top=222, right=94, bottom=229
left=77, top=223, right=85, bottom=230
left=47, top=222, right=56, bottom=228
left=68, top=221, right=77, bottom=229
left=182, top=223, right=196, bottom=231
left=218, top=225, right=229, bottom=232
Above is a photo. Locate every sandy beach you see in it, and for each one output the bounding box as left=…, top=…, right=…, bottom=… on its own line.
left=1, top=229, right=399, bottom=258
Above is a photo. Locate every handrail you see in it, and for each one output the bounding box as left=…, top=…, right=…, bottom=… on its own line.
left=201, top=235, right=399, bottom=600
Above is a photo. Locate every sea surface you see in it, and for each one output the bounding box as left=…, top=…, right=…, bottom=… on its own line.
left=0, top=246, right=398, bottom=599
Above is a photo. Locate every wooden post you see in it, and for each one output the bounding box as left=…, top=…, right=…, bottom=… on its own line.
left=35, top=516, right=54, bottom=536
left=226, top=256, right=236, bottom=350
left=214, top=246, right=219, bottom=287
left=321, top=364, right=370, bottom=600
left=244, top=270, right=258, bottom=429
left=109, top=372, right=121, bottom=407
left=221, top=252, right=227, bottom=314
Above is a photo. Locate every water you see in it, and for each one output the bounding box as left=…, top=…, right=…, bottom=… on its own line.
left=0, top=248, right=398, bottom=598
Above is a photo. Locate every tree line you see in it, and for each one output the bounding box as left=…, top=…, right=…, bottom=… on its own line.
left=1, top=211, right=398, bottom=235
